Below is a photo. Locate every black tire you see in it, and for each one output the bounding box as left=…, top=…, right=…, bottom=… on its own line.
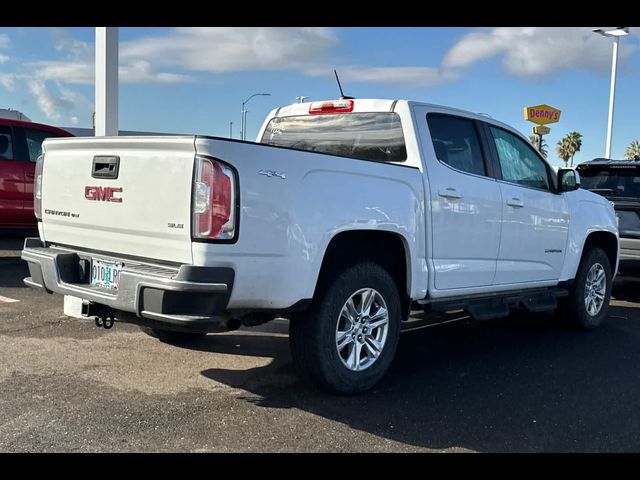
left=561, top=247, right=612, bottom=329
left=289, top=262, right=402, bottom=394
left=140, top=326, right=207, bottom=344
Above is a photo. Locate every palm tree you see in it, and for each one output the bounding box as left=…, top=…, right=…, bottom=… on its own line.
left=556, top=138, right=572, bottom=167
left=565, top=131, right=582, bottom=167
left=529, top=135, right=548, bottom=158
left=625, top=140, right=640, bottom=160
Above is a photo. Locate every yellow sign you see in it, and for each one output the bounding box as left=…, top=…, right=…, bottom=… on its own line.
left=533, top=125, right=551, bottom=135
left=524, top=104, right=561, bottom=125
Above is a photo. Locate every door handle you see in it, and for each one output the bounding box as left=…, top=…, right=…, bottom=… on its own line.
left=506, top=197, right=524, bottom=208
left=438, top=187, right=462, bottom=199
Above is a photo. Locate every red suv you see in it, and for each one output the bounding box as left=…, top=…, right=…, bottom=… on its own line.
left=0, top=118, right=73, bottom=228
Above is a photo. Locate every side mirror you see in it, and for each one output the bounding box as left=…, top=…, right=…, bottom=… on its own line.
left=558, top=168, right=580, bottom=192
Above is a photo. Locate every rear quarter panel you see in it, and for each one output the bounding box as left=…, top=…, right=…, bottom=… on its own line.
left=193, top=138, right=426, bottom=310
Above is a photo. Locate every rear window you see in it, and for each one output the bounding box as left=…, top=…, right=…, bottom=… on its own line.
left=579, top=167, right=640, bottom=199
left=260, top=112, right=407, bottom=163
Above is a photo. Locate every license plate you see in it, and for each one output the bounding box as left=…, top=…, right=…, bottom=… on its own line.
left=90, top=259, right=122, bottom=290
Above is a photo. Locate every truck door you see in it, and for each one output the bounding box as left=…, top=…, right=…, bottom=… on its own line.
left=415, top=108, right=502, bottom=290
left=13, top=126, right=64, bottom=223
left=0, top=125, right=25, bottom=226
left=485, top=125, right=569, bottom=284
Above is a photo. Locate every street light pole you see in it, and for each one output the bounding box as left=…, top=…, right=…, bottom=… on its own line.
left=605, top=36, right=619, bottom=159
left=592, top=27, right=629, bottom=159
left=240, top=93, right=271, bottom=141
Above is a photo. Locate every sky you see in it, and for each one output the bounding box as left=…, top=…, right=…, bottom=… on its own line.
left=0, top=26, right=639, bottom=167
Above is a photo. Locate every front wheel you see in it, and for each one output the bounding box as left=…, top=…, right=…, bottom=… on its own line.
left=561, top=247, right=612, bottom=329
left=289, top=262, right=402, bottom=394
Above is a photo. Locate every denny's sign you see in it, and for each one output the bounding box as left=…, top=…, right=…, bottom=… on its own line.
left=524, top=104, right=561, bottom=125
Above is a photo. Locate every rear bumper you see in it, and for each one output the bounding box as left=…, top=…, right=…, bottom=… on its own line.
left=21, top=238, right=234, bottom=332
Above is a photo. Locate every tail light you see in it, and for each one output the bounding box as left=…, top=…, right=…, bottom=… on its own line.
left=192, top=156, right=236, bottom=240
left=309, top=99, right=354, bottom=115
left=34, top=155, right=44, bottom=220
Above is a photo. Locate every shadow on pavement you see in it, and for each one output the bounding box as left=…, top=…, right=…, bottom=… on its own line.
left=0, top=232, right=32, bottom=288
left=612, top=277, right=640, bottom=304
left=196, top=308, right=640, bottom=452
left=0, top=261, right=29, bottom=288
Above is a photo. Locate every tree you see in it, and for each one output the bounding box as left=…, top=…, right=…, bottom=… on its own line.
left=565, top=131, right=582, bottom=167
left=557, top=132, right=582, bottom=167
left=556, top=138, right=572, bottom=167
left=529, top=134, right=548, bottom=158
left=625, top=140, right=640, bottom=160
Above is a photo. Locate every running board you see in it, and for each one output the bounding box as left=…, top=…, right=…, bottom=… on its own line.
left=417, top=287, right=569, bottom=322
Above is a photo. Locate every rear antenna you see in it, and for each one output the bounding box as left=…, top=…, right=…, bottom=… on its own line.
left=334, top=70, right=354, bottom=100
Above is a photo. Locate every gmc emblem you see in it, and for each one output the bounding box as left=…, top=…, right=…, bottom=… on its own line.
left=85, top=186, right=123, bottom=203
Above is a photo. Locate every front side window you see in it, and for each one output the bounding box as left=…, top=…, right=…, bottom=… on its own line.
left=24, top=128, right=64, bottom=162
left=490, top=127, right=550, bottom=191
left=0, top=125, right=14, bottom=160
left=261, top=112, right=407, bottom=163
left=426, top=114, right=486, bottom=176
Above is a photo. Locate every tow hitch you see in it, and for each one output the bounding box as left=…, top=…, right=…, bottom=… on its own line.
left=95, top=315, right=115, bottom=329
left=86, top=303, right=116, bottom=329
left=64, top=295, right=115, bottom=329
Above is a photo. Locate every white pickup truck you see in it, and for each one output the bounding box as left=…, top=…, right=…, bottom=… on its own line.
left=22, top=98, right=619, bottom=394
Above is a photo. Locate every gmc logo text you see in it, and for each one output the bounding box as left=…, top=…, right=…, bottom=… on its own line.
left=85, top=186, right=123, bottom=203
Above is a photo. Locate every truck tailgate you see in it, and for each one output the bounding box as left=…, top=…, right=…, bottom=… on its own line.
left=40, top=136, right=196, bottom=264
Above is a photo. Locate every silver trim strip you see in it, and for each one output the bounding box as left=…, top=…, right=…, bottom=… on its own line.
left=24, top=278, right=44, bottom=290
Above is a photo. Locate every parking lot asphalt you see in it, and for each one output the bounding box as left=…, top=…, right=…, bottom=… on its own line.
left=2, top=234, right=640, bottom=452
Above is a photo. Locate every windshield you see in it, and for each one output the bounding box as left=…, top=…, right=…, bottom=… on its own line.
left=260, top=112, right=407, bottom=163
left=579, top=168, right=640, bottom=199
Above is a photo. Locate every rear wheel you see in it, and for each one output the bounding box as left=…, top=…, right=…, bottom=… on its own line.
left=561, top=247, right=612, bottom=329
left=140, top=327, right=207, bottom=344
left=289, top=262, right=401, bottom=394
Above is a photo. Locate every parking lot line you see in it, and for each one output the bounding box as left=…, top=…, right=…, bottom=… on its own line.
left=0, top=295, right=20, bottom=303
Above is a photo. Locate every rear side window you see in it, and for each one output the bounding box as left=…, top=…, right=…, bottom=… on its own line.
left=261, top=112, right=407, bottom=163
left=0, top=125, right=14, bottom=160
left=23, top=128, right=65, bottom=162
left=426, top=114, right=486, bottom=176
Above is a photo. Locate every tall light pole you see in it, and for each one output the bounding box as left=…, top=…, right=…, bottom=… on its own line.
left=592, top=27, right=629, bottom=159
left=241, top=93, right=271, bottom=141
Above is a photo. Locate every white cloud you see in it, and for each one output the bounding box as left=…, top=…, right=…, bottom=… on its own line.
left=28, top=78, right=64, bottom=121
left=50, top=27, right=91, bottom=60
left=0, top=33, right=10, bottom=49
left=31, top=60, right=93, bottom=84
left=0, top=53, right=8, bottom=63
left=29, top=29, right=193, bottom=86
left=443, top=27, right=637, bottom=76
left=119, top=60, right=192, bottom=84
left=70, top=116, right=79, bottom=125
left=331, top=66, right=460, bottom=87
left=121, top=27, right=339, bottom=73
left=0, top=73, right=15, bottom=91
left=25, top=76, right=92, bottom=122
